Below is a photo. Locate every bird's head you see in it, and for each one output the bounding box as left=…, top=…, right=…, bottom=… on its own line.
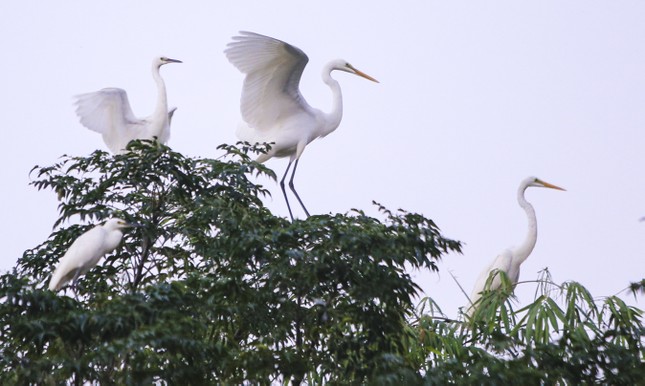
left=103, top=218, right=141, bottom=231
left=331, top=60, right=379, bottom=83
left=155, top=56, right=183, bottom=67
left=526, top=176, right=566, bottom=191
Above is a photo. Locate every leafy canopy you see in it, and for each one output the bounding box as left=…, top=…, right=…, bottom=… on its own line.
left=1, top=141, right=643, bottom=384
left=0, top=141, right=461, bottom=384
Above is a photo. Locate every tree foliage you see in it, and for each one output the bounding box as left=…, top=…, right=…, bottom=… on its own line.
left=412, top=271, right=645, bottom=385
left=0, top=141, right=643, bottom=384
left=0, top=141, right=460, bottom=384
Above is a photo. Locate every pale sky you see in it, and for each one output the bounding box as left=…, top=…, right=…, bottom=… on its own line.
left=1, top=1, right=644, bottom=317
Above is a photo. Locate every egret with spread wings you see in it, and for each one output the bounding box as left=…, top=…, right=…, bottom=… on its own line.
left=467, top=176, right=565, bottom=316
left=74, top=56, right=182, bottom=153
left=225, top=31, right=378, bottom=221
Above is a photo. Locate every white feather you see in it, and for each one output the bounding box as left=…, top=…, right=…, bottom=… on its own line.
left=48, top=218, right=130, bottom=291
left=74, top=56, right=181, bottom=153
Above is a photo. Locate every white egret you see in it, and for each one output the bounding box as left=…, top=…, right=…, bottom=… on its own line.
left=467, top=177, right=565, bottom=316
left=74, top=56, right=182, bottom=153
left=48, top=218, right=136, bottom=292
left=225, top=31, right=379, bottom=221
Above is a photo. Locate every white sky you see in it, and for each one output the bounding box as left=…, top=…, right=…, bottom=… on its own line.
left=1, top=1, right=644, bottom=318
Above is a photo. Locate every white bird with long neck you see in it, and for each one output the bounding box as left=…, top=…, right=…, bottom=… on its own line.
left=74, top=56, right=182, bottom=154
left=467, top=177, right=565, bottom=316
left=225, top=31, right=378, bottom=221
left=48, top=218, right=136, bottom=292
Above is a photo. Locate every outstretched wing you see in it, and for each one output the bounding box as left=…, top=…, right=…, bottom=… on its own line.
left=225, top=31, right=310, bottom=130
left=74, top=88, right=141, bottom=152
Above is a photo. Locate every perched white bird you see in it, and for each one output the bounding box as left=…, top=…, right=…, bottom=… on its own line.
left=48, top=218, right=135, bottom=292
left=467, top=177, right=565, bottom=316
left=225, top=31, right=378, bottom=220
left=74, top=56, right=182, bottom=153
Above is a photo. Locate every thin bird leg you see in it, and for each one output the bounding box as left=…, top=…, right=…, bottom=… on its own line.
left=288, top=159, right=311, bottom=218
left=280, top=161, right=295, bottom=221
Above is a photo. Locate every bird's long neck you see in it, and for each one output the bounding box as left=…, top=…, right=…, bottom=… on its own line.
left=320, top=64, right=343, bottom=137
left=514, top=186, right=538, bottom=264
left=151, top=63, right=168, bottom=121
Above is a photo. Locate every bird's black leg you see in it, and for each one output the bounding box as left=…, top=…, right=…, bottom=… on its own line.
left=289, top=159, right=310, bottom=218
left=280, top=161, right=295, bottom=221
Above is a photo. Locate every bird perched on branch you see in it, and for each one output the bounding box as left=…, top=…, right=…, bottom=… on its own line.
left=74, top=56, right=182, bottom=153
left=49, top=218, right=136, bottom=292
left=467, top=177, right=565, bottom=316
left=225, top=31, right=378, bottom=220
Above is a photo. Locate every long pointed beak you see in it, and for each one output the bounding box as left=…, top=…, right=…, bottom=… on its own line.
left=165, top=58, right=183, bottom=64
left=539, top=180, right=566, bottom=191
left=354, top=69, right=379, bottom=83
left=348, top=64, right=379, bottom=83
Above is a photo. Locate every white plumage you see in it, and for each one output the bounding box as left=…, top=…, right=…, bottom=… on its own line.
left=225, top=31, right=378, bottom=220
left=467, top=177, right=565, bottom=316
left=48, top=218, right=133, bottom=291
left=74, top=56, right=181, bottom=153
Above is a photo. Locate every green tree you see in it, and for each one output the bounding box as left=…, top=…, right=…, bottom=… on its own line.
left=410, top=270, right=645, bottom=385
left=0, top=141, right=461, bottom=384
left=2, top=141, right=643, bottom=384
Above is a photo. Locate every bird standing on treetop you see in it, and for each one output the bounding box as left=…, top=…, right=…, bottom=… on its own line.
left=48, top=218, right=136, bottom=292
left=467, top=176, right=565, bottom=316
left=74, top=56, right=182, bottom=154
left=225, top=31, right=379, bottom=221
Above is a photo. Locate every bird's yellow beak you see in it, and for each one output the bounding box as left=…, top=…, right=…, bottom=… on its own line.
left=348, top=64, right=379, bottom=83
left=539, top=180, right=566, bottom=191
